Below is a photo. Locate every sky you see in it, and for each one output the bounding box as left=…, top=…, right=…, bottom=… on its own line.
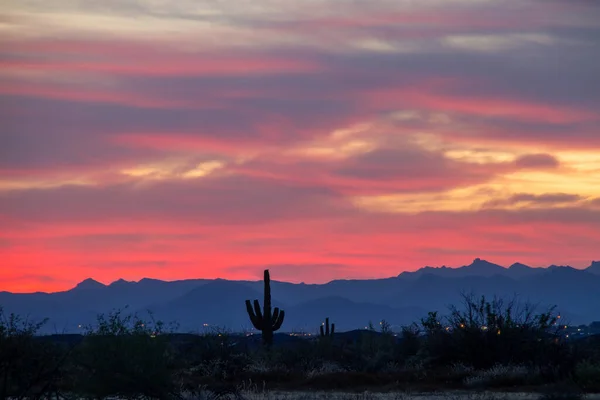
left=1, top=0, right=600, bottom=293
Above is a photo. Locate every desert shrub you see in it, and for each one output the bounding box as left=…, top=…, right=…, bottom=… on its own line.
left=420, top=294, right=568, bottom=372
left=72, top=308, right=180, bottom=399
left=419, top=311, right=456, bottom=366
left=397, top=323, right=421, bottom=360
left=332, top=327, right=401, bottom=373
left=301, top=371, right=395, bottom=391
left=573, top=360, right=600, bottom=391
left=571, top=334, right=600, bottom=365
left=306, top=361, right=347, bottom=378
left=264, top=341, right=317, bottom=373
left=0, top=307, right=72, bottom=399
left=538, top=382, right=584, bottom=400
left=314, top=334, right=337, bottom=360
left=181, top=328, right=238, bottom=362
left=463, top=364, right=532, bottom=388
left=176, top=328, right=254, bottom=384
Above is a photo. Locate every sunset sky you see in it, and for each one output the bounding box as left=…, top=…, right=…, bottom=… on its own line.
left=1, top=0, right=600, bottom=293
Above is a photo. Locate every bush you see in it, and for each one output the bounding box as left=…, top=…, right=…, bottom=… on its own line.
left=398, top=323, right=421, bottom=360
left=538, top=382, right=584, bottom=400
left=420, top=294, right=567, bottom=371
left=463, top=364, right=532, bottom=388
left=573, top=361, right=600, bottom=391
left=72, top=308, right=181, bottom=399
left=2, top=291, right=597, bottom=397
left=0, top=307, right=71, bottom=399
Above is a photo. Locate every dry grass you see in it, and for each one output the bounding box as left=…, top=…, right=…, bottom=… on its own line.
left=182, top=391, right=600, bottom=400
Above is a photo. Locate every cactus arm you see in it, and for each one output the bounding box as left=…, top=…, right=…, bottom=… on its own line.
left=253, top=300, right=263, bottom=322
left=245, top=300, right=262, bottom=330
left=272, top=307, right=280, bottom=323
left=272, top=309, right=285, bottom=331
left=319, top=317, right=335, bottom=338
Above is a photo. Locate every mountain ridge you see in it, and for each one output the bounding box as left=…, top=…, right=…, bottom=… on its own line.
left=1, top=258, right=599, bottom=333
left=4, top=258, right=597, bottom=295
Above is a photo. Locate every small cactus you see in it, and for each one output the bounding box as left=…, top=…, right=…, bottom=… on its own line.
left=320, top=317, right=335, bottom=338
left=245, top=270, right=285, bottom=346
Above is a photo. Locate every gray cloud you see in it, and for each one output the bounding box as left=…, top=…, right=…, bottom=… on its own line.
left=2, top=8, right=600, bottom=174
left=0, top=175, right=354, bottom=226
left=514, top=153, right=561, bottom=169
left=483, top=193, right=584, bottom=208
left=332, top=146, right=504, bottom=192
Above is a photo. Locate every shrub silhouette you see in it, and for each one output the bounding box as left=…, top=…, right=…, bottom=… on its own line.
left=72, top=308, right=181, bottom=400
left=0, top=307, right=71, bottom=399
left=3, top=290, right=597, bottom=396
left=420, top=293, right=565, bottom=370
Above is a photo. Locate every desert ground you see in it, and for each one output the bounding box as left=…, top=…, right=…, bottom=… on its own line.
left=181, top=391, right=600, bottom=400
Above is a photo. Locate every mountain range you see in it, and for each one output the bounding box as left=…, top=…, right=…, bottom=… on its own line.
left=1, top=258, right=599, bottom=334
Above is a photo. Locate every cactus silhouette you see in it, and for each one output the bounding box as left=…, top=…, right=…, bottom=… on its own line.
left=320, top=317, right=335, bottom=338
left=245, top=269, right=285, bottom=346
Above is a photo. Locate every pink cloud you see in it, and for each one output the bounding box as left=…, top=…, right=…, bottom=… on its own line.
left=0, top=82, right=214, bottom=109
left=0, top=39, right=323, bottom=77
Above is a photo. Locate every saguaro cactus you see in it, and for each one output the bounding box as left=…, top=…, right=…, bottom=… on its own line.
left=245, top=269, right=285, bottom=346
left=320, top=317, right=335, bottom=338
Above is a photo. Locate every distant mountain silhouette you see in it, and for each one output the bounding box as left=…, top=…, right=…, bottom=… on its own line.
left=586, top=261, right=600, bottom=275
left=74, top=278, right=105, bottom=290
left=146, top=280, right=269, bottom=332
left=507, top=262, right=547, bottom=279
left=387, top=272, right=519, bottom=312
left=1, top=258, right=599, bottom=333
left=398, top=258, right=548, bottom=280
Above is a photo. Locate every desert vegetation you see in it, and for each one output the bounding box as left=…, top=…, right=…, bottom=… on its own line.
left=1, top=271, right=599, bottom=400
left=245, top=270, right=286, bottom=347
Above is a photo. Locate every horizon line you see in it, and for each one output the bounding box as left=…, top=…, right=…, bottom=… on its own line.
left=6, top=257, right=598, bottom=295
